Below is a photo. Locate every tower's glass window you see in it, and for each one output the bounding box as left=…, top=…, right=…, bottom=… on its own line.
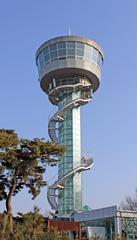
left=84, top=45, right=92, bottom=60
left=57, top=42, right=66, bottom=59
left=57, top=41, right=66, bottom=49
left=58, top=48, right=66, bottom=57
left=85, top=44, right=92, bottom=52
left=50, top=51, right=57, bottom=61
left=92, top=47, right=98, bottom=56
left=43, top=47, right=49, bottom=55
left=76, top=42, right=84, bottom=49
left=66, top=41, right=75, bottom=56
left=50, top=43, right=57, bottom=51
left=75, top=48, right=84, bottom=57
left=42, top=47, right=50, bottom=63
left=67, top=48, right=75, bottom=56
left=39, top=52, right=44, bottom=67
left=67, top=41, right=75, bottom=48
left=36, top=40, right=103, bottom=76
left=43, top=52, right=50, bottom=62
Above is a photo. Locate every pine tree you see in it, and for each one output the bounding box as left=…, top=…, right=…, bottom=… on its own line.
left=0, top=129, right=64, bottom=237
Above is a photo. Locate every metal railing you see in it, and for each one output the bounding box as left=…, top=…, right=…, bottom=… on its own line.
left=47, top=157, right=93, bottom=210
left=47, top=82, right=93, bottom=212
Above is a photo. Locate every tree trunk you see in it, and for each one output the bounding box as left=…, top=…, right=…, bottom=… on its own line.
left=1, top=212, right=8, bottom=240
left=4, top=174, right=17, bottom=236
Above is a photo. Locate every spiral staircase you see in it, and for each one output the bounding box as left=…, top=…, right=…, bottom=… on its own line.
left=47, top=81, right=94, bottom=212
left=47, top=157, right=93, bottom=211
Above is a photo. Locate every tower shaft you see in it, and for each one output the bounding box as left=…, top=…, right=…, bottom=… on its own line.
left=58, top=94, right=82, bottom=214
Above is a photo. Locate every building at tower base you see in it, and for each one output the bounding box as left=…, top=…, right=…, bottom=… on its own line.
left=74, top=205, right=137, bottom=239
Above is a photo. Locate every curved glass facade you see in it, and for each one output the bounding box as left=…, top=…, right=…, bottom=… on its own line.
left=36, top=41, right=103, bottom=74
left=58, top=89, right=82, bottom=214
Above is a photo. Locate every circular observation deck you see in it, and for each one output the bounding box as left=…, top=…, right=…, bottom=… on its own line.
left=36, top=35, right=104, bottom=101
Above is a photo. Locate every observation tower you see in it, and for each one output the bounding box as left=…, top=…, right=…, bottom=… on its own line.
left=36, top=35, right=104, bottom=216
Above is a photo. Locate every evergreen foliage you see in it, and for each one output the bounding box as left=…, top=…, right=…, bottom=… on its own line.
left=0, top=207, right=70, bottom=240
left=0, top=129, right=64, bottom=238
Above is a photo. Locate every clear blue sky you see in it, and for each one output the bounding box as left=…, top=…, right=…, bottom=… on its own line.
left=0, top=0, right=137, bottom=215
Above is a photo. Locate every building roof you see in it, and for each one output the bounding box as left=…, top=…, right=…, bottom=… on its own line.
left=74, top=205, right=137, bottom=222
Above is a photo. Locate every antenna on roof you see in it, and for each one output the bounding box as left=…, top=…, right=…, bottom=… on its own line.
left=68, top=28, right=71, bottom=36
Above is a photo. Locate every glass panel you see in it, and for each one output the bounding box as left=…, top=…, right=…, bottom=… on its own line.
left=92, top=54, right=98, bottom=63
left=39, top=52, right=44, bottom=66
left=85, top=44, right=92, bottom=52
left=43, top=47, right=49, bottom=55
left=67, top=48, right=75, bottom=56
left=92, top=47, right=98, bottom=56
left=67, top=41, right=75, bottom=48
left=75, top=48, right=84, bottom=57
left=50, top=43, right=57, bottom=51
left=84, top=50, right=92, bottom=60
left=58, top=41, right=66, bottom=49
left=44, top=53, right=50, bottom=62
left=58, top=48, right=66, bottom=56
left=50, top=50, right=57, bottom=60
left=76, top=42, right=84, bottom=49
